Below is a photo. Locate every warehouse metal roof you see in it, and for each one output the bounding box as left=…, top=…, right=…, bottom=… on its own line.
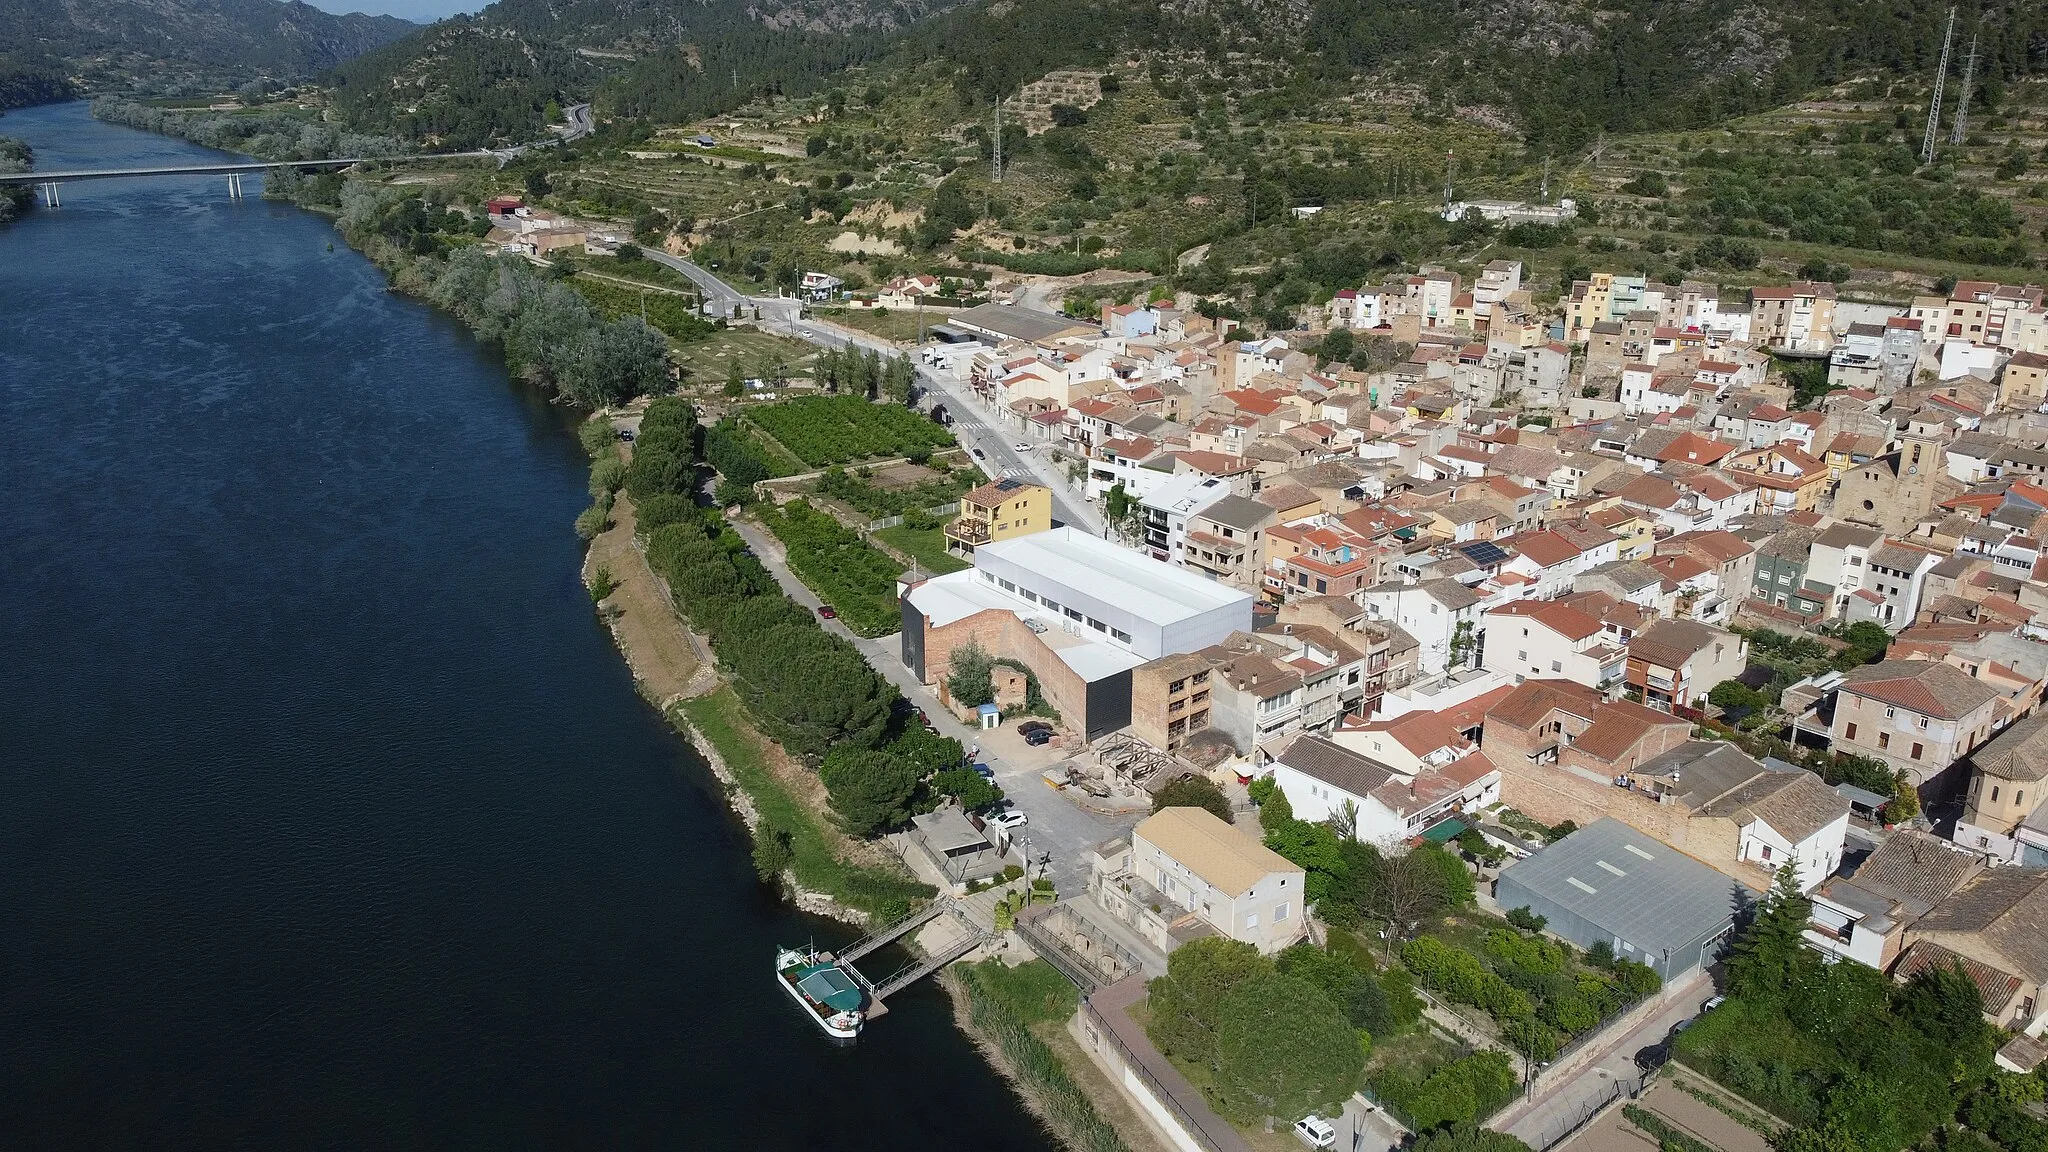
left=1497, top=818, right=1750, bottom=959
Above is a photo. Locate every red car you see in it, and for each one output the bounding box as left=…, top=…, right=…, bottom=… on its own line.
left=816, top=605, right=837, bottom=619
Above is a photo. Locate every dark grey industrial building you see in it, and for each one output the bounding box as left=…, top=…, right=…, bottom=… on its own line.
left=1493, top=818, right=1752, bottom=978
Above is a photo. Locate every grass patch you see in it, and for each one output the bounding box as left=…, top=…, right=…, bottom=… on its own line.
left=671, top=327, right=819, bottom=387
left=955, top=964, right=1134, bottom=1152
left=873, top=524, right=970, bottom=574
left=673, top=687, right=932, bottom=922
left=816, top=306, right=941, bottom=344
left=965, top=958, right=1081, bottom=1026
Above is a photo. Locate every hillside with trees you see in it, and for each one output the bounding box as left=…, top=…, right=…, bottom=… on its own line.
left=0, top=0, right=415, bottom=92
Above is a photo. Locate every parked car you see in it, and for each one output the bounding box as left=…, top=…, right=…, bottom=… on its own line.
left=971, top=762, right=995, bottom=780
left=1293, top=1116, right=1337, bottom=1149
left=1012, top=442, right=1031, bottom=452
left=1702, top=995, right=1726, bottom=1011
left=986, top=809, right=1027, bottom=830
left=1016, top=720, right=1052, bottom=735
left=972, top=447, right=985, bottom=459
left=816, top=605, right=837, bottom=620
left=1024, top=729, right=1053, bottom=747
left=617, top=428, right=635, bottom=442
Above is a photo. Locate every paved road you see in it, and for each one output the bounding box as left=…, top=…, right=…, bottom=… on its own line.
left=727, top=519, right=1129, bottom=893
left=625, top=250, right=1107, bottom=534
left=1493, top=969, right=1715, bottom=1149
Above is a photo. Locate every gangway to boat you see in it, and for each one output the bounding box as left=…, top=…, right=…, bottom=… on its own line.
left=867, top=929, right=988, bottom=1000
left=836, top=900, right=946, bottom=964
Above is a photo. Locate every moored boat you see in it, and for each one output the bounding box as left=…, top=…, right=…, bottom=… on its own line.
left=775, top=946, right=864, bottom=1038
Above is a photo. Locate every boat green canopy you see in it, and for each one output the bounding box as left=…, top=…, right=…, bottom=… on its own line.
left=796, top=964, right=863, bottom=1013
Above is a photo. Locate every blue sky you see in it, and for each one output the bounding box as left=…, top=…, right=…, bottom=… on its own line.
left=306, top=0, right=481, bottom=20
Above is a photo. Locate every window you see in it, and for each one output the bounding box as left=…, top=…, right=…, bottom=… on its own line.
left=1885, top=706, right=1895, bottom=719
left=1911, top=743, right=1924, bottom=760
left=1760, top=845, right=1773, bottom=861
left=1992, top=785, right=2001, bottom=803
left=1245, top=913, right=1259, bottom=929
left=1916, top=716, right=1928, bottom=730
left=1551, top=661, right=1563, bottom=673
left=1845, top=723, right=1858, bottom=740
left=1275, top=903, right=1290, bottom=922
left=1517, top=650, right=1528, bottom=662
left=1878, top=733, right=1890, bottom=750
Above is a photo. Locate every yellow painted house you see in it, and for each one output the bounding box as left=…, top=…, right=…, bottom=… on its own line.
left=945, top=477, right=1051, bottom=558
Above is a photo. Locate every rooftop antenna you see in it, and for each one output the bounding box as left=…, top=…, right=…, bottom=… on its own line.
left=1948, top=21, right=1980, bottom=145
left=1921, top=5, right=1956, bottom=165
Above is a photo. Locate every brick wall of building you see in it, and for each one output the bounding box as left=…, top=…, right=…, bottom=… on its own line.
left=921, top=609, right=1095, bottom=734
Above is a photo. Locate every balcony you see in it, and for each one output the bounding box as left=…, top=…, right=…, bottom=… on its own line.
left=945, top=518, right=992, bottom=548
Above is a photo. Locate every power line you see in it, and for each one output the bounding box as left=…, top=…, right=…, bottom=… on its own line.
left=1922, top=5, right=1956, bottom=165
left=1948, top=22, right=1980, bottom=145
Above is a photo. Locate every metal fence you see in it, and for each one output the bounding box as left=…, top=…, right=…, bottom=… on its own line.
left=1079, top=997, right=1247, bottom=1152
left=1527, top=1073, right=1649, bottom=1152
left=865, top=501, right=960, bottom=531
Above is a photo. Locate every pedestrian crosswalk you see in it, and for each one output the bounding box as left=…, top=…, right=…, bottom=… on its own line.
left=1000, top=466, right=1034, bottom=479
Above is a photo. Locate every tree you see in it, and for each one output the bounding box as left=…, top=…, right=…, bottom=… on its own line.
left=1154, top=774, right=1235, bottom=824
left=1506, top=906, right=1547, bottom=933
left=1883, top=770, right=1921, bottom=823
left=554, top=319, right=669, bottom=408
left=524, top=169, right=551, bottom=200
left=1256, top=779, right=1295, bottom=835
left=1276, top=941, right=1400, bottom=1036
left=1725, top=863, right=1817, bottom=1003
left=931, top=767, right=1001, bottom=811
left=945, top=639, right=996, bottom=707
left=819, top=746, right=922, bottom=837
left=1146, top=937, right=1274, bottom=1063
left=1266, top=817, right=1345, bottom=905
left=1317, top=326, right=1355, bottom=366
left=1212, top=974, right=1366, bottom=1128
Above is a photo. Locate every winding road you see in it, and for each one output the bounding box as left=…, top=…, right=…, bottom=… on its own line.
left=637, top=249, right=1104, bottom=534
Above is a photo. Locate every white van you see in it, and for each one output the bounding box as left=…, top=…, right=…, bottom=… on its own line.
left=1294, top=1115, right=1337, bottom=1149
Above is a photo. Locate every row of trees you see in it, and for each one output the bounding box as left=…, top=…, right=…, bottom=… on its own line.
left=91, top=98, right=406, bottom=162
left=635, top=488, right=992, bottom=841
left=388, top=244, right=669, bottom=409
left=812, top=344, right=916, bottom=405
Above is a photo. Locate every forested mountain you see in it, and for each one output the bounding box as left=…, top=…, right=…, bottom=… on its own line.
left=328, top=0, right=2048, bottom=151
left=892, top=0, right=2048, bottom=150
left=0, top=0, right=416, bottom=84
left=0, top=54, right=76, bottom=111
left=326, top=0, right=934, bottom=147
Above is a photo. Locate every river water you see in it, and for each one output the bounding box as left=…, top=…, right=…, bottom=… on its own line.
left=0, top=102, right=1060, bottom=1150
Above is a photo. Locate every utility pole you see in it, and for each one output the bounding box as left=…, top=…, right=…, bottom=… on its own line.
left=1540, top=154, right=1551, bottom=203
left=1922, top=5, right=1956, bottom=165
left=1949, top=22, right=1980, bottom=145
left=1443, top=149, right=1456, bottom=214
left=992, top=99, right=1004, bottom=183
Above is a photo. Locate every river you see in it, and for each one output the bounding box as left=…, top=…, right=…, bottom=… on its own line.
left=0, top=101, right=1062, bottom=1150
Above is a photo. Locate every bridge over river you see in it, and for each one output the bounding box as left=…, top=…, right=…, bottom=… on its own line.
left=0, top=104, right=590, bottom=206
